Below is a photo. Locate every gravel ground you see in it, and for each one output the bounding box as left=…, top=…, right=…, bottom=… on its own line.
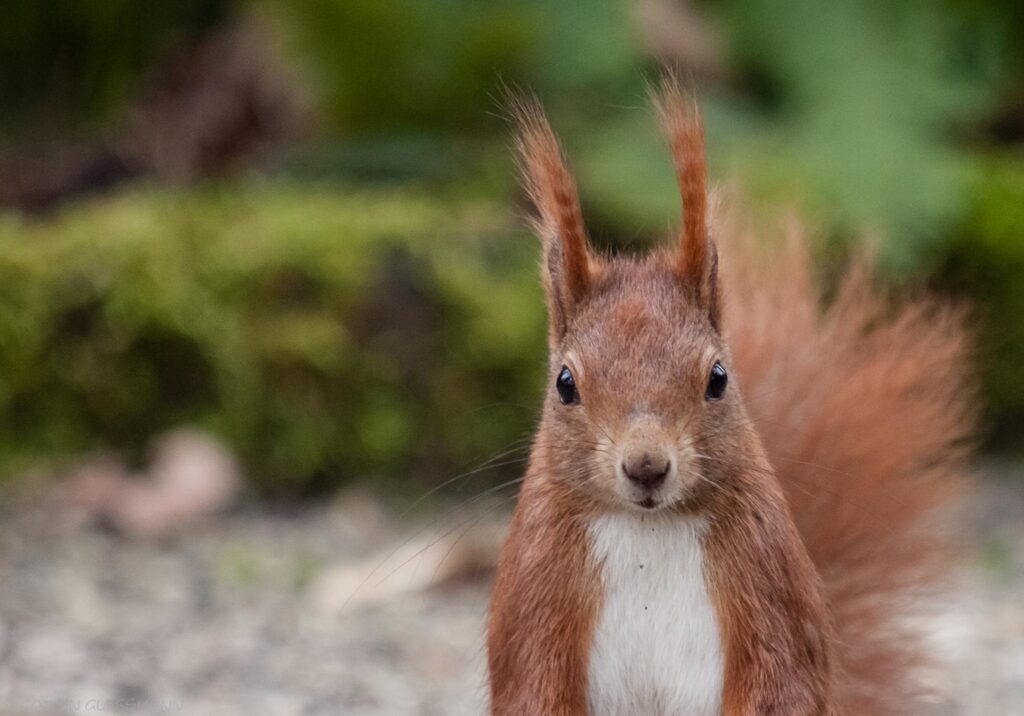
left=0, top=467, right=1021, bottom=716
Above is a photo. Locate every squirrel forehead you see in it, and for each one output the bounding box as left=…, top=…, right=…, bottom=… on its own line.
left=564, top=267, right=719, bottom=385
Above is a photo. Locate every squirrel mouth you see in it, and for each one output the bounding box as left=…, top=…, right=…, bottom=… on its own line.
left=637, top=497, right=659, bottom=509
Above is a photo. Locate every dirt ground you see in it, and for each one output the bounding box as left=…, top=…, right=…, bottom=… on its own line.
left=0, top=464, right=1021, bottom=716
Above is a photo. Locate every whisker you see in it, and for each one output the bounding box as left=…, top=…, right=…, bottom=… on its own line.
left=428, top=492, right=519, bottom=587
left=372, top=478, right=525, bottom=590
left=339, top=464, right=528, bottom=611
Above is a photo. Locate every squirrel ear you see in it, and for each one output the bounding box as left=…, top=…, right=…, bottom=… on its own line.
left=651, top=74, right=720, bottom=329
left=513, top=97, right=594, bottom=344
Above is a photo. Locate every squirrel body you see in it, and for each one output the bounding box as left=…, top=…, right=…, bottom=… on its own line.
left=487, top=79, right=972, bottom=716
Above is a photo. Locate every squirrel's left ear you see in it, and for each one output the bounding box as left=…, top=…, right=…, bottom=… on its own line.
left=513, top=97, right=596, bottom=347
left=652, top=75, right=720, bottom=330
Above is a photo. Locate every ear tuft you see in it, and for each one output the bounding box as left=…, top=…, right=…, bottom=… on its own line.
left=511, top=96, right=593, bottom=341
left=650, top=73, right=718, bottom=324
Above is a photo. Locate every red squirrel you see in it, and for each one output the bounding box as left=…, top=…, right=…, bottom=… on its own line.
left=486, top=78, right=974, bottom=715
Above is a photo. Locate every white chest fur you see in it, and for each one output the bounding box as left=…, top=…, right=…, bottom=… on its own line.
left=586, top=512, right=724, bottom=716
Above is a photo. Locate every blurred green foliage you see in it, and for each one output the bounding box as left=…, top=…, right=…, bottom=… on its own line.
left=0, top=0, right=642, bottom=137
left=941, top=157, right=1024, bottom=445
left=256, top=0, right=640, bottom=134
left=0, top=185, right=545, bottom=491
left=579, top=0, right=1008, bottom=271
left=0, top=0, right=232, bottom=134
left=1, top=0, right=1022, bottom=489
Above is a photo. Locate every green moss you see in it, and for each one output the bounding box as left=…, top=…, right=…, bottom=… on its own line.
left=0, top=183, right=546, bottom=492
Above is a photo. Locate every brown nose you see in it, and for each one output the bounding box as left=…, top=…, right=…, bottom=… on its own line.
left=622, top=452, right=670, bottom=489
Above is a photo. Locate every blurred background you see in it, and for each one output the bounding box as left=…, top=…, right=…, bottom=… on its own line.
left=0, top=1, right=1021, bottom=714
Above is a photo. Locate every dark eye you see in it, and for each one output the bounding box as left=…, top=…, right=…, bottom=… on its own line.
left=556, top=366, right=578, bottom=405
left=705, top=361, right=727, bottom=401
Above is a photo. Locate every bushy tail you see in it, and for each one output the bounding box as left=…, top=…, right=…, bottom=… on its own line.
left=720, top=212, right=976, bottom=715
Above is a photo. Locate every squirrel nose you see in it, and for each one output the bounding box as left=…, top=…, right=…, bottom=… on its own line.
left=622, top=452, right=670, bottom=489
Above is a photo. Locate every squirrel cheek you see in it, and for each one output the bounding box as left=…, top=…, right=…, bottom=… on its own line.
left=672, top=444, right=702, bottom=491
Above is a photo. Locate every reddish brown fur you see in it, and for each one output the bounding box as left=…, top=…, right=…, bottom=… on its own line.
left=514, top=98, right=596, bottom=343
left=488, top=460, right=602, bottom=714
left=651, top=76, right=713, bottom=314
left=702, top=434, right=836, bottom=715
left=720, top=216, right=974, bottom=714
left=489, top=82, right=973, bottom=715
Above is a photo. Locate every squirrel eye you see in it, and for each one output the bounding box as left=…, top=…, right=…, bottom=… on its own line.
left=705, top=361, right=727, bottom=401
left=556, top=366, right=579, bottom=405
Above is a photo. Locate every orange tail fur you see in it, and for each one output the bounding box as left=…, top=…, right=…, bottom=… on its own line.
left=720, top=215, right=976, bottom=714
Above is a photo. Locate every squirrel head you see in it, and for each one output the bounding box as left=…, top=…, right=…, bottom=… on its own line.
left=518, top=78, right=743, bottom=513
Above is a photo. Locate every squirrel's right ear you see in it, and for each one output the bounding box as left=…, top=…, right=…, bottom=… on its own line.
left=513, top=98, right=595, bottom=346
